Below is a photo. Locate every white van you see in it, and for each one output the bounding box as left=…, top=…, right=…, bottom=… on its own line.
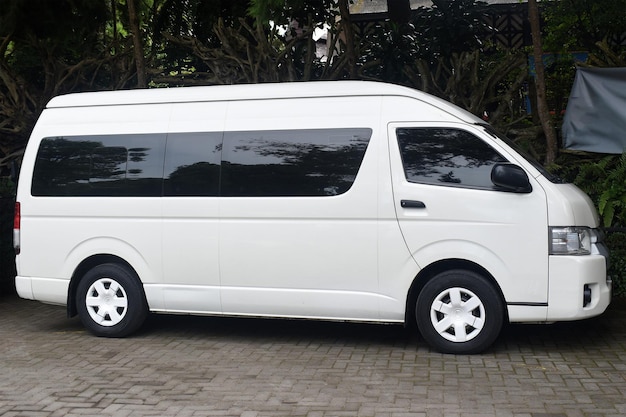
left=14, top=81, right=611, bottom=354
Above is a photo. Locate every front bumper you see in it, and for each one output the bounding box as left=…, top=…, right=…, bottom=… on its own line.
left=547, top=253, right=612, bottom=321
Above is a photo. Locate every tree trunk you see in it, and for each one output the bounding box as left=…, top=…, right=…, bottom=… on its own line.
left=528, top=0, right=557, bottom=165
left=126, top=0, right=147, bottom=88
left=337, top=0, right=357, bottom=79
left=111, top=0, right=118, bottom=46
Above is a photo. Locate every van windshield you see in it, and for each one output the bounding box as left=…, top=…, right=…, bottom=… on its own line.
left=481, top=124, right=566, bottom=184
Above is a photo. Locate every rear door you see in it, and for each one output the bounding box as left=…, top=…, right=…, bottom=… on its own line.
left=218, top=97, right=383, bottom=320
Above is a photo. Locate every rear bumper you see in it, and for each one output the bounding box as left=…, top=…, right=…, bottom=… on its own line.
left=15, top=276, right=69, bottom=306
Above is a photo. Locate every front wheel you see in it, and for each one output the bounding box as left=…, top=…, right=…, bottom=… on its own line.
left=76, top=263, right=148, bottom=337
left=416, top=270, right=504, bottom=354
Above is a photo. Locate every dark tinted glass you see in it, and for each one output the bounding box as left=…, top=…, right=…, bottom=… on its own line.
left=31, top=128, right=372, bottom=197
left=397, top=128, right=507, bottom=189
left=163, top=132, right=222, bottom=196
left=32, top=134, right=166, bottom=196
left=220, top=128, right=371, bottom=197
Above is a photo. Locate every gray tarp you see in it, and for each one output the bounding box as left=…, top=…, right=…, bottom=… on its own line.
left=562, top=67, right=626, bottom=154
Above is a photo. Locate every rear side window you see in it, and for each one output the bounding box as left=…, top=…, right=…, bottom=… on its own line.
left=396, top=128, right=507, bottom=190
left=31, top=128, right=372, bottom=197
left=32, top=134, right=166, bottom=196
left=221, top=128, right=371, bottom=197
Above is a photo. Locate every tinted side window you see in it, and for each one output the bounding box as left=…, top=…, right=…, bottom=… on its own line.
left=32, top=134, right=166, bottom=196
left=163, top=132, right=222, bottom=196
left=397, top=128, right=507, bottom=189
left=221, top=128, right=371, bottom=197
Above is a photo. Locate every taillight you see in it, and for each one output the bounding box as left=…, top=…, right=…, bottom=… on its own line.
left=13, top=202, right=20, bottom=255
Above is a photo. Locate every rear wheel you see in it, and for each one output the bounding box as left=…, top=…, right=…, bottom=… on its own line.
left=76, top=263, right=147, bottom=337
left=416, top=270, right=504, bottom=354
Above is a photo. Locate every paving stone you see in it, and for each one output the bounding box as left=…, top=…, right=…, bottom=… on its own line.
left=1, top=294, right=626, bottom=417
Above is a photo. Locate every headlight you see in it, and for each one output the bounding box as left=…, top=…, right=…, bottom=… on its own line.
left=549, top=226, right=593, bottom=255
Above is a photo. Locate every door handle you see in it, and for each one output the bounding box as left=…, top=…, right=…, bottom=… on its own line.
left=400, top=200, right=426, bottom=209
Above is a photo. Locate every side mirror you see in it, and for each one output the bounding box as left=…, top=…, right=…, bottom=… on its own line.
left=491, top=163, right=532, bottom=193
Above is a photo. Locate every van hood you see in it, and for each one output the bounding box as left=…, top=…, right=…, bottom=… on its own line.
left=545, top=181, right=600, bottom=227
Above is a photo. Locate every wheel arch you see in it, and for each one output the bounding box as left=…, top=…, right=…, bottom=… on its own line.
left=405, top=258, right=508, bottom=327
left=67, top=254, right=141, bottom=318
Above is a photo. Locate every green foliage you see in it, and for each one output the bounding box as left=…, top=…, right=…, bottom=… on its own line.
left=554, top=153, right=626, bottom=297
left=0, top=0, right=108, bottom=41
left=0, top=176, right=15, bottom=198
left=0, top=0, right=147, bottom=157
left=152, top=0, right=250, bottom=81
left=543, top=0, right=626, bottom=53
left=358, top=22, right=422, bottom=84
left=154, top=0, right=249, bottom=47
left=561, top=154, right=626, bottom=228
left=357, top=0, right=528, bottom=125
left=248, top=0, right=297, bottom=25
left=607, top=232, right=626, bottom=297
left=413, top=0, right=488, bottom=61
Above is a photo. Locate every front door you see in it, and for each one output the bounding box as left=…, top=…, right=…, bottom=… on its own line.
left=388, top=123, right=549, bottom=310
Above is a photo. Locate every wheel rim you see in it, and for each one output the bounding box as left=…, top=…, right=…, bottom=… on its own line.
left=429, top=287, right=485, bottom=343
left=85, top=278, right=129, bottom=327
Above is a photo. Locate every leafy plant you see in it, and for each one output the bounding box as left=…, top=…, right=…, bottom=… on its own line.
left=607, top=232, right=626, bottom=297
left=570, top=154, right=626, bottom=228
left=554, top=153, right=626, bottom=297
left=543, top=0, right=626, bottom=55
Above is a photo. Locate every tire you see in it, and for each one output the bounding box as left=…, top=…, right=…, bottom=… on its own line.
left=416, top=270, right=504, bottom=354
left=76, top=263, right=148, bottom=337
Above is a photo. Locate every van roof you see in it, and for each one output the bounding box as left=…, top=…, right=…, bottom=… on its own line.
left=46, top=80, right=483, bottom=124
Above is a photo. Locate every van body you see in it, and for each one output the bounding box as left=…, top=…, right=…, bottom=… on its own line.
left=14, top=81, right=611, bottom=353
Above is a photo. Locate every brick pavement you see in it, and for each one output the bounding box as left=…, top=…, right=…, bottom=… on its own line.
left=1, top=294, right=625, bottom=417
